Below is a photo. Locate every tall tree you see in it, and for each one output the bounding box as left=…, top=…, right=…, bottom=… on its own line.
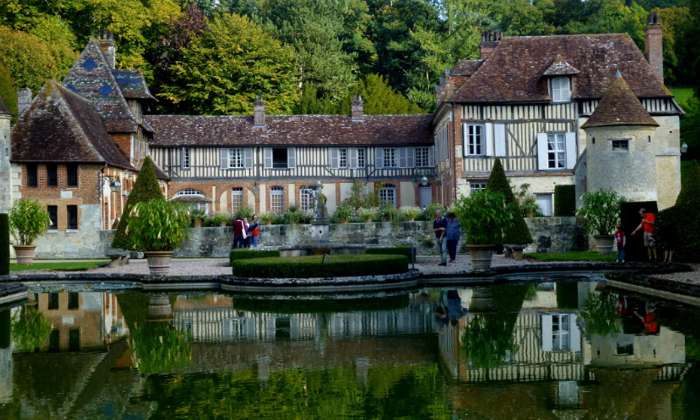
left=0, top=26, right=59, bottom=91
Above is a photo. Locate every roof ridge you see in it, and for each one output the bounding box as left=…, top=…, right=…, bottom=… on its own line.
left=145, top=113, right=432, bottom=118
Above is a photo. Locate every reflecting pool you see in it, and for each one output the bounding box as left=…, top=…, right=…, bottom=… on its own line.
left=0, top=279, right=699, bottom=419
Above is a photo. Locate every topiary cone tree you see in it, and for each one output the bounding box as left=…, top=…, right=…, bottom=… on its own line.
left=486, top=159, right=533, bottom=247
left=112, top=156, right=164, bottom=250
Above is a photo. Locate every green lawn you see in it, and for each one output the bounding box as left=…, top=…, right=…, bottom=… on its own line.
left=672, top=87, right=696, bottom=109
left=10, top=260, right=110, bottom=272
left=525, top=251, right=615, bottom=263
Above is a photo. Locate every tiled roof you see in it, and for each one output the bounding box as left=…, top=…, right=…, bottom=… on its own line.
left=448, top=34, right=671, bottom=103
left=542, top=54, right=580, bottom=76
left=0, top=96, right=9, bottom=115
left=582, top=74, right=659, bottom=128
left=144, top=114, right=434, bottom=147
left=11, top=81, right=134, bottom=170
left=450, top=59, right=484, bottom=76
left=62, top=40, right=140, bottom=133
left=112, top=69, right=156, bottom=100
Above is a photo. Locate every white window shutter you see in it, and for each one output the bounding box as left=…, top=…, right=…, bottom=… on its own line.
left=541, top=314, right=553, bottom=351
left=565, top=132, right=577, bottom=169
left=264, top=147, right=273, bottom=169
left=570, top=314, right=581, bottom=352
left=407, top=148, right=415, bottom=168
left=349, top=148, right=358, bottom=168
left=485, top=123, right=494, bottom=156
left=428, top=147, right=434, bottom=166
left=462, top=124, right=469, bottom=157
left=287, top=147, right=296, bottom=168
left=220, top=148, right=228, bottom=169
left=329, top=148, right=339, bottom=169
left=375, top=148, right=384, bottom=169
left=399, top=148, right=407, bottom=168
left=537, top=133, right=549, bottom=170
left=244, top=148, right=253, bottom=168
left=180, top=147, right=186, bottom=169
left=494, top=123, right=506, bottom=157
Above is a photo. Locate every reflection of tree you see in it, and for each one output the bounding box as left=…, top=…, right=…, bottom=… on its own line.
left=129, top=322, right=191, bottom=375
left=581, top=292, right=621, bottom=337
left=11, top=305, right=52, bottom=352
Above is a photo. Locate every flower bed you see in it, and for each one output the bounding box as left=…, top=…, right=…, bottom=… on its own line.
left=232, top=254, right=409, bottom=278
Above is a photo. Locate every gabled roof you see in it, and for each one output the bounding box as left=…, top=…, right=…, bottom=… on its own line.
left=144, top=114, right=434, bottom=147
left=542, top=54, right=580, bottom=76
left=62, top=40, right=140, bottom=133
left=582, top=73, right=659, bottom=129
left=11, top=81, right=134, bottom=170
left=447, top=34, right=671, bottom=103
left=112, top=69, right=156, bottom=100
left=0, top=96, right=9, bottom=115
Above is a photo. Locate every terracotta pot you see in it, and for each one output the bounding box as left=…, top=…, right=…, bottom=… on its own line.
left=594, top=235, right=615, bottom=254
left=13, top=245, right=36, bottom=264
left=467, top=244, right=494, bottom=271
left=145, top=251, right=173, bottom=275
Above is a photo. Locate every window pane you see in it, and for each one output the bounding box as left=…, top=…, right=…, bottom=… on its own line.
left=47, top=164, right=58, bottom=186
left=27, top=164, right=38, bottom=187
left=339, top=149, right=348, bottom=168
left=68, top=292, right=79, bottom=310
left=67, top=205, right=78, bottom=230
left=270, top=187, right=284, bottom=213
left=231, top=188, right=243, bottom=212
left=357, top=149, right=365, bottom=167
left=48, top=292, right=59, bottom=310
left=66, top=164, right=79, bottom=186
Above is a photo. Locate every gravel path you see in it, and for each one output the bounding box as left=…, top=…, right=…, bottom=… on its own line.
left=651, top=264, right=700, bottom=285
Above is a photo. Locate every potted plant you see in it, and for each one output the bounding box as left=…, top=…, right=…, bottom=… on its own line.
left=190, top=208, right=206, bottom=228
left=454, top=190, right=513, bottom=271
left=126, top=199, right=190, bottom=275
left=577, top=191, right=623, bottom=254
left=8, top=199, right=51, bottom=264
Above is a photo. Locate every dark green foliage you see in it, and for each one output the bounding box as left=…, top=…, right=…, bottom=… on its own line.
left=486, top=158, right=532, bottom=245
left=0, top=64, right=17, bottom=120
left=365, top=246, right=413, bottom=259
left=663, top=161, right=700, bottom=261
left=232, top=254, right=409, bottom=278
left=0, top=213, right=9, bottom=275
left=556, top=281, right=579, bottom=309
left=111, top=157, right=164, bottom=250
left=229, top=249, right=280, bottom=265
left=554, top=185, right=577, bottom=216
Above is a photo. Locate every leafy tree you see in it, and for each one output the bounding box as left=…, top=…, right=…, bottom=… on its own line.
left=0, top=25, right=59, bottom=91
left=160, top=13, right=299, bottom=115
left=112, top=156, right=164, bottom=250
left=0, top=63, right=17, bottom=119
left=26, top=15, right=77, bottom=78
left=351, top=74, right=422, bottom=114
left=486, top=159, right=532, bottom=245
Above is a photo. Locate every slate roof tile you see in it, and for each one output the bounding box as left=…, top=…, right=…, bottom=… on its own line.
left=112, top=69, right=156, bottom=100
left=581, top=74, right=659, bottom=128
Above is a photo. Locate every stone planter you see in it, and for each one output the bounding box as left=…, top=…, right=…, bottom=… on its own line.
left=594, top=235, right=615, bottom=254
left=145, top=251, right=173, bottom=275
left=13, top=245, right=36, bottom=264
left=466, top=244, right=494, bottom=271
left=147, top=294, right=173, bottom=321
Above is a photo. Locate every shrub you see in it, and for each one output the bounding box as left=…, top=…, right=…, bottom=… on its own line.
left=203, top=213, right=231, bottom=227
left=232, top=254, right=409, bottom=278
left=453, top=190, right=513, bottom=245
left=126, top=199, right=190, bottom=252
left=423, top=202, right=445, bottom=221
left=332, top=204, right=353, bottom=223
left=400, top=206, right=422, bottom=221
left=284, top=207, right=308, bottom=225
left=665, top=161, right=700, bottom=261
left=554, top=185, right=576, bottom=216
left=112, top=156, right=164, bottom=249
left=229, top=249, right=280, bottom=265
left=8, top=199, right=51, bottom=246
left=366, top=246, right=413, bottom=259
left=0, top=213, right=8, bottom=275
left=358, top=207, right=379, bottom=222
left=259, top=213, right=275, bottom=225
left=576, top=191, right=624, bottom=236
left=515, top=184, right=541, bottom=218
left=234, top=206, right=255, bottom=220
left=380, top=205, right=400, bottom=224
left=486, top=158, right=532, bottom=245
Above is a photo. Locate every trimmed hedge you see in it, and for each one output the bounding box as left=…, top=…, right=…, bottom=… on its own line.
left=0, top=213, right=8, bottom=275
left=365, top=246, right=413, bottom=259
left=232, top=254, right=409, bottom=278
left=554, top=185, right=576, bottom=217
left=230, top=249, right=280, bottom=265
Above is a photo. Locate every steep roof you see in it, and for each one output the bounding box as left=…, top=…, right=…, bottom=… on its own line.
left=542, top=54, right=580, bottom=76
left=11, top=81, right=134, bottom=169
left=144, top=114, right=434, bottom=147
left=62, top=40, right=140, bottom=133
left=447, top=34, right=671, bottom=103
left=112, top=69, right=156, bottom=100
left=0, top=96, right=9, bottom=115
left=582, top=73, right=659, bottom=128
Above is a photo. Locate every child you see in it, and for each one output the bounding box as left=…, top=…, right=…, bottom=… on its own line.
left=614, top=224, right=626, bottom=263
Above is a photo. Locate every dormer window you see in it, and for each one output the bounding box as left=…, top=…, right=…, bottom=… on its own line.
left=551, top=77, right=571, bottom=103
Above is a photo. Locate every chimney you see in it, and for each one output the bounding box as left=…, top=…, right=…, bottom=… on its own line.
left=351, top=96, right=363, bottom=121
left=17, top=88, right=32, bottom=116
left=98, top=32, right=116, bottom=69
left=480, top=31, right=502, bottom=60
left=645, top=11, right=663, bottom=83
left=254, top=96, right=265, bottom=127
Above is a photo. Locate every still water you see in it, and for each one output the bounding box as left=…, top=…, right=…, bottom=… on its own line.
left=0, top=279, right=698, bottom=419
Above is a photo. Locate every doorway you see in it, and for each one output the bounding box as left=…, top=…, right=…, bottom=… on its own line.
left=419, top=186, right=432, bottom=209
left=620, top=201, right=658, bottom=262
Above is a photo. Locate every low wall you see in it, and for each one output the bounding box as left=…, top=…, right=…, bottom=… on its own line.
left=524, top=217, right=582, bottom=253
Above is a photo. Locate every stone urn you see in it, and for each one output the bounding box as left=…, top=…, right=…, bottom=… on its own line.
left=467, top=244, right=494, bottom=271
left=13, top=245, right=36, bottom=264
left=593, top=235, right=615, bottom=254
left=147, top=294, right=173, bottom=321
left=145, top=251, right=173, bottom=275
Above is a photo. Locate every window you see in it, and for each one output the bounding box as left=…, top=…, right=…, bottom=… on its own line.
left=356, top=148, right=366, bottom=168
left=231, top=188, right=243, bottom=213
left=415, top=147, right=430, bottom=167
left=300, top=187, right=314, bottom=212
left=175, top=189, right=209, bottom=214
left=338, top=148, right=348, bottom=168
left=551, top=77, right=571, bottom=103
left=48, top=205, right=58, bottom=230
left=551, top=314, right=571, bottom=351
left=379, top=184, right=396, bottom=207
left=228, top=148, right=244, bottom=168
left=465, top=124, right=485, bottom=156
left=182, top=147, right=191, bottom=169
left=383, top=148, right=397, bottom=168
left=27, top=164, right=38, bottom=187
left=536, top=193, right=553, bottom=217
left=68, top=292, right=79, bottom=310
left=273, top=148, right=288, bottom=169
left=270, top=186, right=284, bottom=214
left=48, top=292, right=59, bottom=310
left=547, top=133, right=566, bottom=169
left=469, top=181, right=487, bottom=193
left=47, top=164, right=58, bottom=186
left=67, top=205, right=78, bottom=230
left=66, top=164, right=79, bottom=187
left=612, top=139, right=630, bottom=151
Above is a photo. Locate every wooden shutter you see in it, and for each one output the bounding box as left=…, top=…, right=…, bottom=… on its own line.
left=263, top=147, right=273, bottom=169
left=180, top=147, right=186, bottom=169
left=462, top=123, right=469, bottom=157
left=349, top=148, right=358, bottom=169
left=541, top=314, right=553, bottom=351
left=569, top=314, right=581, bottom=352
left=494, top=123, right=506, bottom=157
left=428, top=146, right=434, bottom=166
left=287, top=147, right=296, bottom=168
left=407, top=148, right=415, bottom=168
left=485, top=123, right=494, bottom=156
left=219, top=148, right=228, bottom=169
left=375, top=148, right=384, bottom=169
left=398, top=148, right=407, bottom=168
left=244, top=148, right=253, bottom=168
left=537, top=133, right=549, bottom=170
left=565, top=132, right=577, bottom=169
left=329, top=148, right=339, bottom=169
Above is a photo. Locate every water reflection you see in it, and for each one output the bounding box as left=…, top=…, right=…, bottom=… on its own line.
left=0, top=281, right=697, bottom=419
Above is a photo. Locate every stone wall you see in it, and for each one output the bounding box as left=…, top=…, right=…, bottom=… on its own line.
left=524, top=216, right=582, bottom=253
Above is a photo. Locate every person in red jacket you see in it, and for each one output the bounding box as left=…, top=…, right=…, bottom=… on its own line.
left=232, top=218, right=247, bottom=249
left=632, top=208, right=657, bottom=262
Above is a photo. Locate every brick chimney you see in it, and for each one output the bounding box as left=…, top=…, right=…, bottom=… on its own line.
left=254, top=96, right=265, bottom=127
left=351, top=96, right=363, bottom=121
left=480, top=31, right=502, bottom=60
left=645, top=11, right=663, bottom=83
left=17, top=88, right=32, bottom=116
left=98, top=32, right=116, bottom=69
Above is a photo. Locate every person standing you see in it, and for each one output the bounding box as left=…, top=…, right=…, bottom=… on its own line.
left=433, top=209, right=448, bottom=266
left=248, top=216, right=260, bottom=248
left=232, top=217, right=246, bottom=249
left=632, top=208, right=657, bottom=262
left=614, top=223, right=626, bottom=263
left=445, top=212, right=461, bottom=263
